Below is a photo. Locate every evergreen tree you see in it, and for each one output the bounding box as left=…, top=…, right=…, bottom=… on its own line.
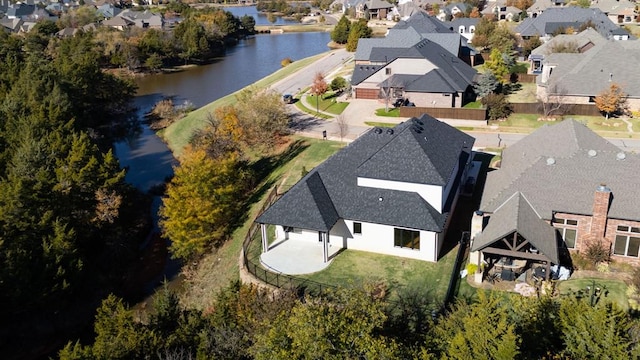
left=331, top=15, right=351, bottom=44
left=346, top=19, right=372, bottom=52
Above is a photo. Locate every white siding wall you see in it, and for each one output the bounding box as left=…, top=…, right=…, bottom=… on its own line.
left=275, top=225, right=319, bottom=243
left=357, top=177, right=444, bottom=213
left=343, top=220, right=440, bottom=262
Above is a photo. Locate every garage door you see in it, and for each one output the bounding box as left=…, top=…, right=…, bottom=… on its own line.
left=355, top=88, right=378, bottom=99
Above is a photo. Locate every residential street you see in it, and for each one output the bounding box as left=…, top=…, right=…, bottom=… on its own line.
left=272, top=49, right=640, bottom=153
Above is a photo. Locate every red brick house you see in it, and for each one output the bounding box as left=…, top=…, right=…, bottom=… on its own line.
left=472, top=120, right=640, bottom=271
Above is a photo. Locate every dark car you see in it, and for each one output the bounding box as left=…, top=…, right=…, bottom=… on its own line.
left=283, top=94, right=294, bottom=104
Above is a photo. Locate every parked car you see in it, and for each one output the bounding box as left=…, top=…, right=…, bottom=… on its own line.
left=283, top=94, right=294, bottom=104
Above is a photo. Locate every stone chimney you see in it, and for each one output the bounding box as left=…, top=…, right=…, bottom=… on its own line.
left=591, top=184, right=611, bottom=243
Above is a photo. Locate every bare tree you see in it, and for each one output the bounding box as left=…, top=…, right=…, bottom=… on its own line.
left=537, top=83, right=571, bottom=119
left=380, top=75, right=403, bottom=112
left=335, top=113, right=349, bottom=142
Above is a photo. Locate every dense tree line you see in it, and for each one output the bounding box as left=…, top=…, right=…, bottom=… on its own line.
left=36, top=6, right=255, bottom=71
left=59, top=281, right=640, bottom=359
left=256, top=0, right=311, bottom=16
left=0, top=29, right=151, bottom=357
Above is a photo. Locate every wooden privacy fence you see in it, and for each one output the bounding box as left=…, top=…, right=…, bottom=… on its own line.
left=400, top=106, right=487, bottom=121
left=510, top=102, right=601, bottom=116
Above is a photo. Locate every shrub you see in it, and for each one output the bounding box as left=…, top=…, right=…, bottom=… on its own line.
left=482, top=93, right=512, bottom=120
left=330, top=76, right=347, bottom=91
left=466, top=263, right=478, bottom=275
left=584, top=240, right=610, bottom=265
left=281, top=57, right=293, bottom=67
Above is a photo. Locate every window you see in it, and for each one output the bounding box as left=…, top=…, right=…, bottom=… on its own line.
left=470, top=26, right=475, bottom=33
left=394, top=228, right=420, bottom=250
left=553, top=218, right=578, bottom=248
left=614, top=226, right=640, bottom=257
left=385, top=68, right=391, bottom=75
left=459, top=26, right=465, bottom=33
left=353, top=222, right=362, bottom=235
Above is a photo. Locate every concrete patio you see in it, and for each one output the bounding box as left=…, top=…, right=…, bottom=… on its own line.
left=260, top=238, right=343, bottom=275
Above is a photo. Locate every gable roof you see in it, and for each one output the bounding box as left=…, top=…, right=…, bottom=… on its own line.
left=515, top=7, right=629, bottom=39
left=393, top=11, right=453, bottom=33
left=354, top=39, right=477, bottom=88
left=530, top=27, right=606, bottom=57
left=540, top=39, right=640, bottom=97
left=472, top=192, right=559, bottom=264
left=257, top=115, right=475, bottom=232
left=480, top=119, right=640, bottom=221
left=366, top=0, right=394, bottom=10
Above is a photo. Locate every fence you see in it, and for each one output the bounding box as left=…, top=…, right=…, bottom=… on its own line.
left=514, top=73, right=537, bottom=83
left=400, top=106, right=487, bottom=121
left=510, top=102, right=601, bottom=116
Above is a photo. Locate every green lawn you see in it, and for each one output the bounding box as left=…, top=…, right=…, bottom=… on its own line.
left=557, top=278, right=628, bottom=310
left=364, top=121, right=396, bottom=127
left=506, top=82, right=537, bottom=103
left=161, top=52, right=330, bottom=156
left=305, top=93, right=349, bottom=115
left=375, top=108, right=400, bottom=117
left=299, top=245, right=465, bottom=305
left=295, top=97, right=332, bottom=119
left=463, top=101, right=482, bottom=109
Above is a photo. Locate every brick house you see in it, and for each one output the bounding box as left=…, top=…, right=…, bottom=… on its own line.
left=471, top=119, right=640, bottom=271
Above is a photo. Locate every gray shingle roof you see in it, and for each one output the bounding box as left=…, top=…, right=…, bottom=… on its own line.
left=257, top=115, right=475, bottom=232
left=472, top=192, right=559, bottom=264
left=530, top=28, right=606, bottom=57
left=351, top=64, right=383, bottom=85
left=541, top=39, right=640, bottom=97
left=359, top=39, right=477, bottom=90
left=480, top=119, right=640, bottom=222
left=515, top=7, right=628, bottom=39
left=393, top=11, right=453, bottom=33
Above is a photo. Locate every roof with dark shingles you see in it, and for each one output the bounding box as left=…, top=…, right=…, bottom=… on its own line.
left=480, top=119, right=640, bottom=222
left=351, top=64, right=383, bottom=85
left=515, top=7, right=630, bottom=39
left=393, top=11, right=453, bottom=33
left=472, top=192, right=559, bottom=264
left=363, top=39, right=476, bottom=90
left=257, top=115, right=475, bottom=232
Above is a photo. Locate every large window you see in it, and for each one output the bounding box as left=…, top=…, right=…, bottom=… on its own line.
left=394, top=228, right=420, bottom=250
left=614, top=226, right=640, bottom=257
left=553, top=218, right=578, bottom=248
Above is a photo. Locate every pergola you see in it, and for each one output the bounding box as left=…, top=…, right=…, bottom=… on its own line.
left=471, top=192, right=559, bottom=281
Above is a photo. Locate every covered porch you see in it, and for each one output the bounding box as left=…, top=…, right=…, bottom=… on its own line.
left=470, top=192, right=561, bottom=284
left=259, top=235, right=343, bottom=275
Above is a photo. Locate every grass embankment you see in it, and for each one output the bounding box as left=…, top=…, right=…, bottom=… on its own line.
left=161, top=52, right=330, bottom=156
left=375, top=108, right=400, bottom=117
left=181, top=137, right=344, bottom=309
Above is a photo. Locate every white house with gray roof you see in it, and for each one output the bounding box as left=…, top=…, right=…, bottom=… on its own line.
left=473, top=119, right=640, bottom=269
left=256, top=115, right=475, bottom=265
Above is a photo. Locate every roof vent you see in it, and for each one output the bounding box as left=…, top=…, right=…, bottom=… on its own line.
left=597, top=183, right=611, bottom=192
left=412, top=125, right=424, bottom=133
left=374, top=127, right=383, bottom=134
left=616, top=152, right=626, bottom=160
left=386, top=128, right=394, bottom=135
left=588, top=149, right=597, bottom=157
left=413, top=119, right=424, bottom=126
left=546, top=157, right=556, bottom=165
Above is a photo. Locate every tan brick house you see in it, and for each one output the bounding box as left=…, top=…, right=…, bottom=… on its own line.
left=472, top=120, right=640, bottom=271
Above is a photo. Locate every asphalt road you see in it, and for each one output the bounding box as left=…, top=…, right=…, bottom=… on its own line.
left=272, top=48, right=350, bottom=96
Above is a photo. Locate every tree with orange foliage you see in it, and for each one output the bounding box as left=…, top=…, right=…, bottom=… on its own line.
left=310, top=72, right=329, bottom=115
left=594, top=83, right=627, bottom=119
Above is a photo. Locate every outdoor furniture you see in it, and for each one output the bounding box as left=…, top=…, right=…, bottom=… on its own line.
left=501, top=268, right=516, bottom=281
